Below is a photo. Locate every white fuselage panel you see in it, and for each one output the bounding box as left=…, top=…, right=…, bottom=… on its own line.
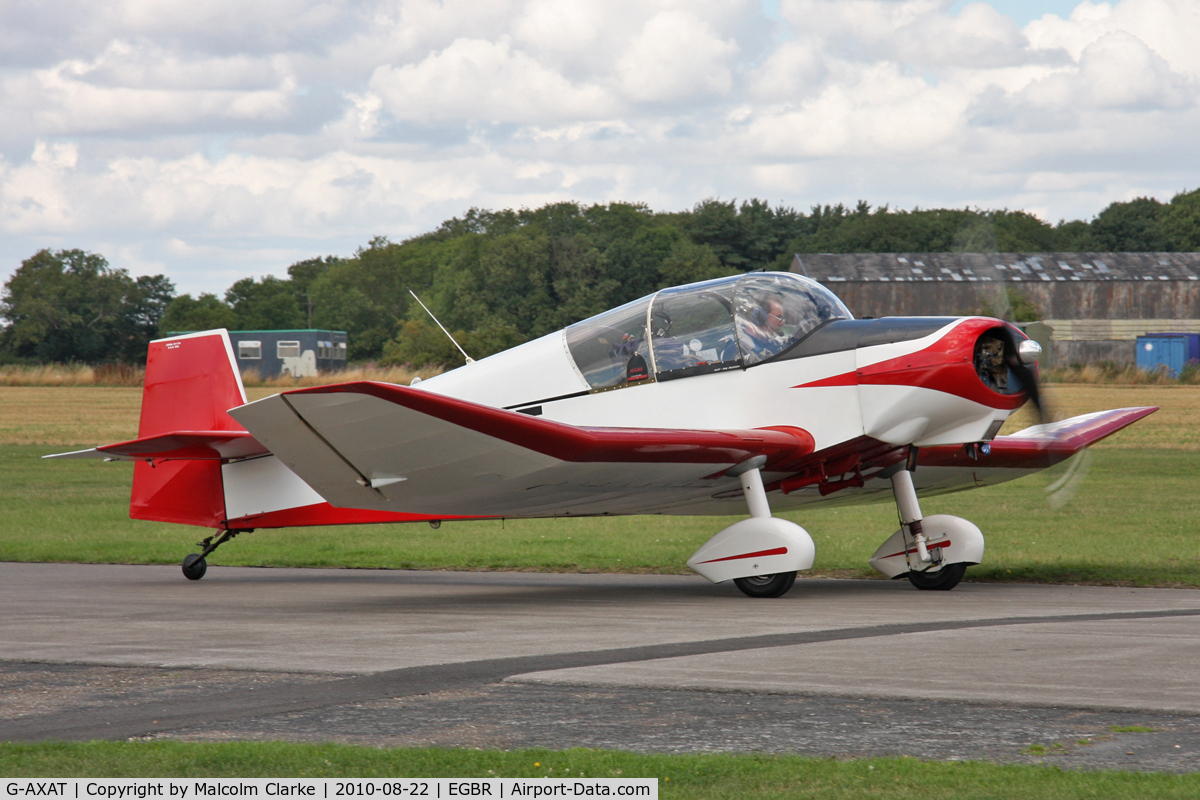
left=416, top=331, right=587, bottom=409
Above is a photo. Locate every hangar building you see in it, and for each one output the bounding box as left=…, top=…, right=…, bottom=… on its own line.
left=791, top=253, right=1200, bottom=368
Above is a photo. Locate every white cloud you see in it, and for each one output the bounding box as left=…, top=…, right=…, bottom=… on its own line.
left=1020, top=30, right=1195, bottom=110
left=746, top=38, right=827, bottom=102
left=0, top=0, right=1199, bottom=296
left=370, top=37, right=616, bottom=124
left=31, top=141, right=79, bottom=170
left=615, top=11, right=739, bottom=103
left=512, top=0, right=612, bottom=57
left=0, top=42, right=299, bottom=144
left=1026, top=0, right=1200, bottom=76
left=890, top=2, right=1036, bottom=68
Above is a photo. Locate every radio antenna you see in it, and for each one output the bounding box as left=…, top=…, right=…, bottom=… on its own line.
left=408, top=289, right=474, bottom=364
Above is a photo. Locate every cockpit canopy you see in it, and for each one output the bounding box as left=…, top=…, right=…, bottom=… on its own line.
left=565, top=272, right=852, bottom=391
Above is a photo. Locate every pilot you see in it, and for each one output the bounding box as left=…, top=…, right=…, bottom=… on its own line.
left=740, top=297, right=788, bottom=359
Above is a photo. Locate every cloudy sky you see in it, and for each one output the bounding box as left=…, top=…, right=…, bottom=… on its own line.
left=1, top=0, right=1197, bottom=295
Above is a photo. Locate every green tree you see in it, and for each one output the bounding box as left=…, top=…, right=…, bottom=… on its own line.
left=381, top=319, right=468, bottom=368
left=113, top=275, right=176, bottom=361
left=991, top=210, right=1058, bottom=252
left=1008, top=288, right=1041, bottom=322
left=288, top=256, right=341, bottom=327
left=1091, top=197, right=1169, bottom=251
left=271, top=191, right=1200, bottom=369
left=1160, top=188, right=1200, bottom=251
left=225, top=276, right=305, bottom=330
left=602, top=224, right=681, bottom=299
left=442, top=228, right=556, bottom=335
left=159, top=293, right=237, bottom=334
left=307, top=235, right=450, bottom=360
left=1051, top=219, right=1094, bottom=251
left=684, top=199, right=751, bottom=269
left=545, top=235, right=620, bottom=330
left=951, top=215, right=999, bottom=252
left=0, top=249, right=174, bottom=363
left=681, top=199, right=808, bottom=270
left=658, top=239, right=731, bottom=285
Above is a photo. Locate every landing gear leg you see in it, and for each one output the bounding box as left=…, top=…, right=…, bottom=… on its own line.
left=688, top=457, right=814, bottom=596
left=890, top=469, right=934, bottom=565
left=181, top=528, right=249, bottom=581
left=889, top=468, right=967, bottom=590
left=729, top=458, right=799, bottom=599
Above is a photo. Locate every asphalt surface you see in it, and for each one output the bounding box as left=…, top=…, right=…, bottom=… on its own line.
left=3, top=562, right=1200, bottom=772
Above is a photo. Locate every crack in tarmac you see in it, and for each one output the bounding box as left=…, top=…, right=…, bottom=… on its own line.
left=5, top=606, right=1200, bottom=743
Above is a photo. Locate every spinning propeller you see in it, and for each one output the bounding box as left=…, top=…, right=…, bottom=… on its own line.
left=992, top=324, right=1096, bottom=509
left=999, top=324, right=1049, bottom=425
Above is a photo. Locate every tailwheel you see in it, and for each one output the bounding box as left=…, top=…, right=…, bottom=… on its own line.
left=907, top=562, right=967, bottom=591
left=182, top=553, right=207, bottom=581
left=179, top=528, right=251, bottom=581
left=734, top=571, right=797, bottom=598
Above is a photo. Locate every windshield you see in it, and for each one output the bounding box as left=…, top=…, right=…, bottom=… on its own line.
left=564, top=296, right=653, bottom=391
left=648, top=276, right=741, bottom=381
left=565, top=272, right=851, bottom=389
left=734, top=273, right=852, bottom=365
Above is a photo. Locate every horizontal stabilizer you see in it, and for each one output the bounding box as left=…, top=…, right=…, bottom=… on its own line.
left=43, top=430, right=269, bottom=462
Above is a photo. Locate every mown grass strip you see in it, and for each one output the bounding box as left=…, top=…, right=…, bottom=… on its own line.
left=4, top=383, right=1197, bottom=587
left=3, top=444, right=1199, bottom=587
left=2, top=743, right=1198, bottom=798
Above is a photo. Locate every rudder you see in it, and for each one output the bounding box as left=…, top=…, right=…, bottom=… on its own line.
left=131, top=330, right=247, bottom=527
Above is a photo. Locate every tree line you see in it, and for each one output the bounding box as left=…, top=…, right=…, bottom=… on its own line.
left=3, top=189, right=1199, bottom=367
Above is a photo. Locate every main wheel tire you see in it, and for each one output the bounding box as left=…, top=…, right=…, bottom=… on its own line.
left=733, top=571, right=797, bottom=598
left=907, top=562, right=966, bottom=591
left=182, top=553, right=207, bottom=581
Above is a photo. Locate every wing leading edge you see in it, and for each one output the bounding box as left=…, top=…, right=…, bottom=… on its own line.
left=904, top=405, right=1159, bottom=499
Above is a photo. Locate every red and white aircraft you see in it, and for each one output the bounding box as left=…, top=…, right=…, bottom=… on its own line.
left=50, top=272, right=1155, bottom=597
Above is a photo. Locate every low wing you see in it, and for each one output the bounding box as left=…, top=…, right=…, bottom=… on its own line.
left=748, top=406, right=1158, bottom=509
left=910, top=406, right=1158, bottom=498
left=229, top=381, right=816, bottom=517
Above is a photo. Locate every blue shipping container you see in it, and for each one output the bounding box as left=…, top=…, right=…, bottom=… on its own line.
left=1159, top=332, right=1200, bottom=363
left=1136, top=334, right=1195, bottom=378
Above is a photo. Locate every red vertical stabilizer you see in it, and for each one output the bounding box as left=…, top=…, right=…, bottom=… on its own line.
left=130, top=331, right=248, bottom=528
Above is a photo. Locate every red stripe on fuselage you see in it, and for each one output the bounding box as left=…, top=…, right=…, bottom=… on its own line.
left=793, top=318, right=1028, bottom=411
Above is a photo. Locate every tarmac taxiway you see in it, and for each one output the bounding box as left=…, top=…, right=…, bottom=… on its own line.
left=2, top=562, right=1199, bottom=771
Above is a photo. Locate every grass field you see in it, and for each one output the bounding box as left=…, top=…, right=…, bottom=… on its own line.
left=4, top=387, right=1199, bottom=787
left=0, top=384, right=1196, bottom=586
left=3, top=742, right=1199, bottom=798
left=0, top=363, right=443, bottom=389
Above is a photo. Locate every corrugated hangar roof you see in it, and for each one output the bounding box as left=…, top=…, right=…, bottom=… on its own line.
left=790, top=253, right=1200, bottom=283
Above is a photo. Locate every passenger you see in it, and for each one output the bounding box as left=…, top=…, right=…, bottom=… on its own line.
left=610, top=332, right=650, bottom=383
left=650, top=308, right=693, bottom=371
